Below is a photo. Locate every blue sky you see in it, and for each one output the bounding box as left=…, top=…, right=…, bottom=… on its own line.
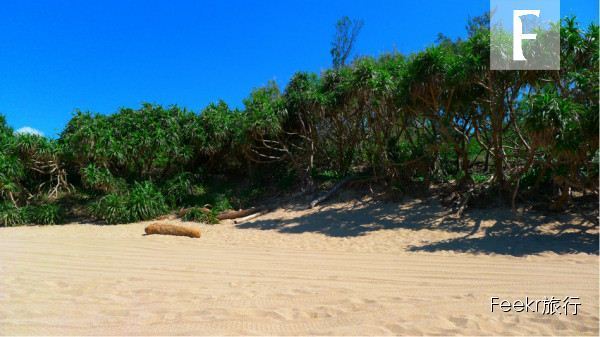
left=0, top=0, right=597, bottom=137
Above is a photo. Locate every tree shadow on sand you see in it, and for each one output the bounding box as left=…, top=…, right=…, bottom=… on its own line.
left=408, top=211, right=599, bottom=256
left=236, top=197, right=598, bottom=256
left=238, top=198, right=463, bottom=237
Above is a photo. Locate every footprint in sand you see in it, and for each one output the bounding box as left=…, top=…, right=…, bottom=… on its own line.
left=448, top=316, right=469, bottom=328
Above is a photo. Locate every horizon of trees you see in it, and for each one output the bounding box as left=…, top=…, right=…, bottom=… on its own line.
left=1, top=15, right=598, bottom=226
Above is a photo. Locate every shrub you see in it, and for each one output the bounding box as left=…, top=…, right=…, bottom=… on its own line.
left=80, top=164, right=126, bottom=193
left=472, top=173, right=492, bottom=184
left=22, top=204, right=65, bottom=225
left=128, top=181, right=168, bottom=221
left=161, top=173, right=195, bottom=207
left=0, top=203, right=25, bottom=227
left=182, top=207, right=219, bottom=224
left=89, top=194, right=133, bottom=224
left=211, top=193, right=232, bottom=213
left=89, top=181, right=168, bottom=224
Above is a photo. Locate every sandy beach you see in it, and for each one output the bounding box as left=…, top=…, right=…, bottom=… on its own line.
left=1, top=197, right=598, bottom=335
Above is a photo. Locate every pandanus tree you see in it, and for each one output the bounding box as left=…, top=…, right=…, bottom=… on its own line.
left=461, top=28, right=526, bottom=192
left=517, top=19, right=599, bottom=209
left=522, top=87, right=584, bottom=208
left=1, top=117, right=70, bottom=206
left=0, top=116, right=23, bottom=205
left=61, top=104, right=203, bottom=188
left=240, top=81, right=290, bottom=165
left=318, top=66, right=370, bottom=176
left=13, top=134, right=70, bottom=200
left=198, top=100, right=244, bottom=173
left=283, top=72, right=324, bottom=188
left=404, top=44, right=480, bottom=185
left=350, top=55, right=407, bottom=182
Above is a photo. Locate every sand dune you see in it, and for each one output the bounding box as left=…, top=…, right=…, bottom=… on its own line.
left=1, top=197, right=598, bottom=335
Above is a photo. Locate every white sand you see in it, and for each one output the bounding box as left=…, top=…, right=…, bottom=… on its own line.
left=1, top=197, right=598, bottom=335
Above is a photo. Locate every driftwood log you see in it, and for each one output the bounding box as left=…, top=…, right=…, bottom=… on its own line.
left=144, top=223, right=201, bottom=238
left=233, top=211, right=265, bottom=224
left=216, top=207, right=266, bottom=220
left=309, top=177, right=352, bottom=208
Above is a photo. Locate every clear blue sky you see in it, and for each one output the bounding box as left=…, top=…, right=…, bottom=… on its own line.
left=1, top=0, right=597, bottom=137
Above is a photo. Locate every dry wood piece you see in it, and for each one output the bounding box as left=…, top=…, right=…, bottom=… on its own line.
left=144, top=223, right=201, bottom=238
left=233, top=212, right=265, bottom=224
left=216, top=207, right=264, bottom=220
left=309, top=177, right=352, bottom=208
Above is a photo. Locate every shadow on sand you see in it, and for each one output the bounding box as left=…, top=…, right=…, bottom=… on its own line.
left=236, top=197, right=598, bottom=256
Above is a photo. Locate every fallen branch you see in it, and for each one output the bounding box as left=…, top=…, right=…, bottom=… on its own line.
left=144, top=223, right=201, bottom=238
left=309, top=177, right=352, bottom=208
left=217, top=207, right=266, bottom=220
left=455, top=190, right=472, bottom=217
left=233, top=212, right=265, bottom=224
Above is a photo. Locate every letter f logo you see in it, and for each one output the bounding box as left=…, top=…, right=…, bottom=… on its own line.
left=513, top=9, right=540, bottom=61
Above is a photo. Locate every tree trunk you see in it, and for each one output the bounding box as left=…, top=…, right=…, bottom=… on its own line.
left=492, top=105, right=505, bottom=192
left=483, top=151, right=489, bottom=173
left=461, top=152, right=471, bottom=181
left=217, top=207, right=265, bottom=220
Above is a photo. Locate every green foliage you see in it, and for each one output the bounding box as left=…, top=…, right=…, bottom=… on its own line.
left=312, top=169, right=342, bottom=182
left=161, top=172, right=195, bottom=207
left=0, top=118, right=69, bottom=207
left=471, top=173, right=491, bottom=184
left=60, top=104, right=203, bottom=183
left=90, top=181, right=168, bottom=224
left=0, top=203, right=25, bottom=227
left=243, top=82, right=285, bottom=137
left=211, top=193, right=233, bottom=213
left=182, top=207, right=219, bottom=224
left=128, top=181, right=169, bottom=221
left=200, top=101, right=239, bottom=151
left=80, top=164, right=125, bottom=193
left=22, top=204, right=65, bottom=225
left=89, top=194, right=133, bottom=224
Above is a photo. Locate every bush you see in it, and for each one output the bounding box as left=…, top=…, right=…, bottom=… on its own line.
left=89, top=181, right=168, bottom=224
left=182, top=207, right=219, bottom=224
left=471, top=173, right=491, bottom=184
left=80, top=164, right=126, bottom=193
left=128, top=181, right=168, bottom=220
left=211, top=193, right=232, bottom=213
left=89, top=194, right=133, bottom=224
left=22, top=204, right=65, bottom=225
left=161, top=173, right=195, bottom=207
left=0, top=203, right=25, bottom=227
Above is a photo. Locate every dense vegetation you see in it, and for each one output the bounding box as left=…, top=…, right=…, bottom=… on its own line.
left=1, top=16, right=597, bottom=226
